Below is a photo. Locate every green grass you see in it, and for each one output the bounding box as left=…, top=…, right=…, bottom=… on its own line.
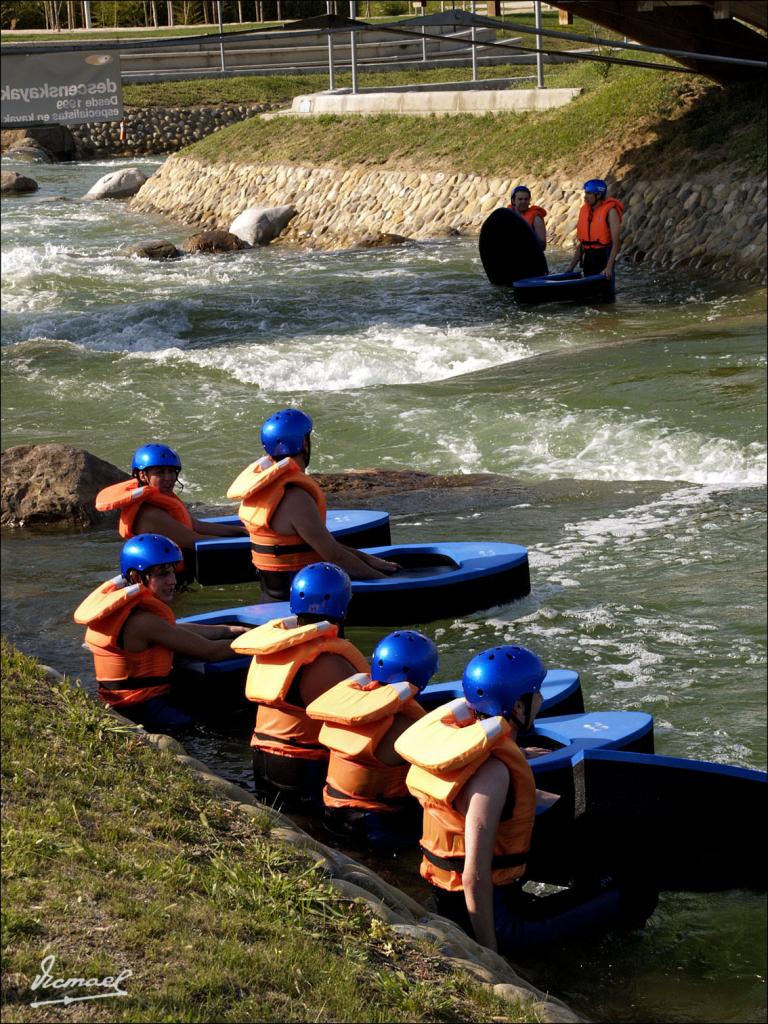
left=181, top=64, right=766, bottom=177
left=1, top=639, right=535, bottom=1023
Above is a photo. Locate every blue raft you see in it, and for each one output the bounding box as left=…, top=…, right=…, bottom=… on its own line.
left=180, top=541, right=530, bottom=626
left=193, top=509, right=392, bottom=586
left=512, top=270, right=615, bottom=305
left=528, top=746, right=766, bottom=893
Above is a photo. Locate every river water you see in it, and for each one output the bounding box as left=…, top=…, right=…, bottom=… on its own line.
left=2, top=157, right=766, bottom=1023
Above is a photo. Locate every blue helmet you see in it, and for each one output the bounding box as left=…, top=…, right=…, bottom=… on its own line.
left=290, top=562, right=351, bottom=620
left=131, top=443, right=182, bottom=474
left=583, top=178, right=608, bottom=197
left=462, top=645, right=546, bottom=719
left=120, top=534, right=183, bottom=579
left=260, top=409, right=313, bottom=458
left=371, top=630, right=439, bottom=692
left=511, top=184, right=531, bottom=199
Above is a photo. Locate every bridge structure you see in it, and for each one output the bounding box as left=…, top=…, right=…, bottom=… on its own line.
left=546, top=1, right=767, bottom=83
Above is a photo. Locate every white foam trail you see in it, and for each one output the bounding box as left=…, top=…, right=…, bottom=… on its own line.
left=143, top=322, right=535, bottom=390
left=432, top=404, right=767, bottom=487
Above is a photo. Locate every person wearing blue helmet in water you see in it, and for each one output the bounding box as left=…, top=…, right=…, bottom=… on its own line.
left=305, top=629, right=439, bottom=849
left=395, top=644, right=656, bottom=956
left=232, top=562, right=370, bottom=810
left=74, top=534, right=248, bottom=731
left=229, top=408, right=399, bottom=600
left=96, top=443, right=245, bottom=556
left=566, top=178, right=624, bottom=282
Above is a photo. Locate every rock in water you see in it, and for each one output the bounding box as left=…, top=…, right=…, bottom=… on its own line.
left=1, top=445, right=129, bottom=528
left=0, top=171, right=39, bottom=194
left=123, top=239, right=182, bottom=260
left=181, top=230, right=251, bottom=254
left=229, top=205, right=297, bottom=246
left=84, top=167, right=148, bottom=200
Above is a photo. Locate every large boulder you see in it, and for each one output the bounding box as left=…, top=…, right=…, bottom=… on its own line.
left=84, top=167, right=148, bottom=200
left=1, top=125, right=78, bottom=161
left=181, top=230, right=250, bottom=254
left=4, top=140, right=56, bottom=163
left=1, top=445, right=129, bottom=529
left=229, top=204, right=297, bottom=246
left=1, top=171, right=38, bottom=194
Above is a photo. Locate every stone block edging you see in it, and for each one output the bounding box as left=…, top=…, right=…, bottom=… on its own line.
left=129, top=153, right=767, bottom=283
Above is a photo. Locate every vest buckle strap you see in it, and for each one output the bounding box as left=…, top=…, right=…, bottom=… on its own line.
left=421, top=846, right=529, bottom=872
left=253, top=731, right=325, bottom=751
left=325, top=783, right=408, bottom=808
left=250, top=540, right=313, bottom=556
left=98, top=675, right=170, bottom=692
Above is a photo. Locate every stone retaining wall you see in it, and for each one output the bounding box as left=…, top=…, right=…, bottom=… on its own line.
left=71, top=103, right=275, bottom=158
left=131, top=154, right=767, bottom=281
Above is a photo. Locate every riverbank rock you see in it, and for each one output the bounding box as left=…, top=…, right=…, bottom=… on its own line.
left=351, top=232, right=411, bottom=249
left=181, top=229, right=250, bottom=254
left=0, top=445, right=129, bottom=529
left=123, top=239, right=182, bottom=260
left=3, top=140, right=56, bottom=163
left=1, top=125, right=78, bottom=161
left=229, top=204, right=297, bottom=246
left=312, top=469, right=517, bottom=497
left=84, top=167, right=148, bottom=200
left=1, top=171, right=38, bottom=194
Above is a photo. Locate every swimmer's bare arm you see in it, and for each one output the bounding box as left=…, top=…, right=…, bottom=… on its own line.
left=275, top=488, right=399, bottom=579
left=455, top=757, right=509, bottom=954
left=122, top=611, right=242, bottom=661
left=132, top=504, right=225, bottom=548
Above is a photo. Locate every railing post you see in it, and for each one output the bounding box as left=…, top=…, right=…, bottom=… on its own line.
left=534, top=0, right=545, bottom=88
left=471, top=0, right=478, bottom=81
left=217, top=0, right=225, bottom=74
left=350, top=1, right=358, bottom=94
left=327, top=0, right=336, bottom=90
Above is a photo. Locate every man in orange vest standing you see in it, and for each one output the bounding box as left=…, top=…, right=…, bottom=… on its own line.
left=230, top=409, right=399, bottom=600
left=508, top=184, right=547, bottom=250
left=566, top=178, right=623, bottom=281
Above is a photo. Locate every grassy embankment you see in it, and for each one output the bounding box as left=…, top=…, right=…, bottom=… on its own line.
left=1, top=639, right=535, bottom=1023
left=124, top=57, right=766, bottom=178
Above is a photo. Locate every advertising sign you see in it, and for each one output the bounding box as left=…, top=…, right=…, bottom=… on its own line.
left=1, top=51, right=123, bottom=126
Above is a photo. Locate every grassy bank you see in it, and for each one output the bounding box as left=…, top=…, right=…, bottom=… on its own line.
left=1, top=639, right=534, bottom=1023
left=180, top=65, right=766, bottom=178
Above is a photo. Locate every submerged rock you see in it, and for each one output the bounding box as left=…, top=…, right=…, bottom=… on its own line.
left=84, top=167, right=148, bottom=200
left=123, top=239, right=182, bottom=260
left=1, top=171, right=39, bottom=194
left=181, top=229, right=250, bottom=254
left=229, top=204, right=297, bottom=246
left=351, top=232, right=411, bottom=249
left=1, top=445, right=129, bottom=529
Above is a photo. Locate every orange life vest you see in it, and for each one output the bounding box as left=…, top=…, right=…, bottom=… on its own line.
left=505, top=204, right=546, bottom=225
left=95, top=479, right=193, bottom=540
left=576, top=197, right=623, bottom=250
left=227, top=456, right=328, bottom=575
left=305, top=674, right=425, bottom=812
left=395, top=698, right=536, bottom=892
left=234, top=616, right=369, bottom=760
left=74, top=575, right=176, bottom=708
left=520, top=205, right=547, bottom=226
